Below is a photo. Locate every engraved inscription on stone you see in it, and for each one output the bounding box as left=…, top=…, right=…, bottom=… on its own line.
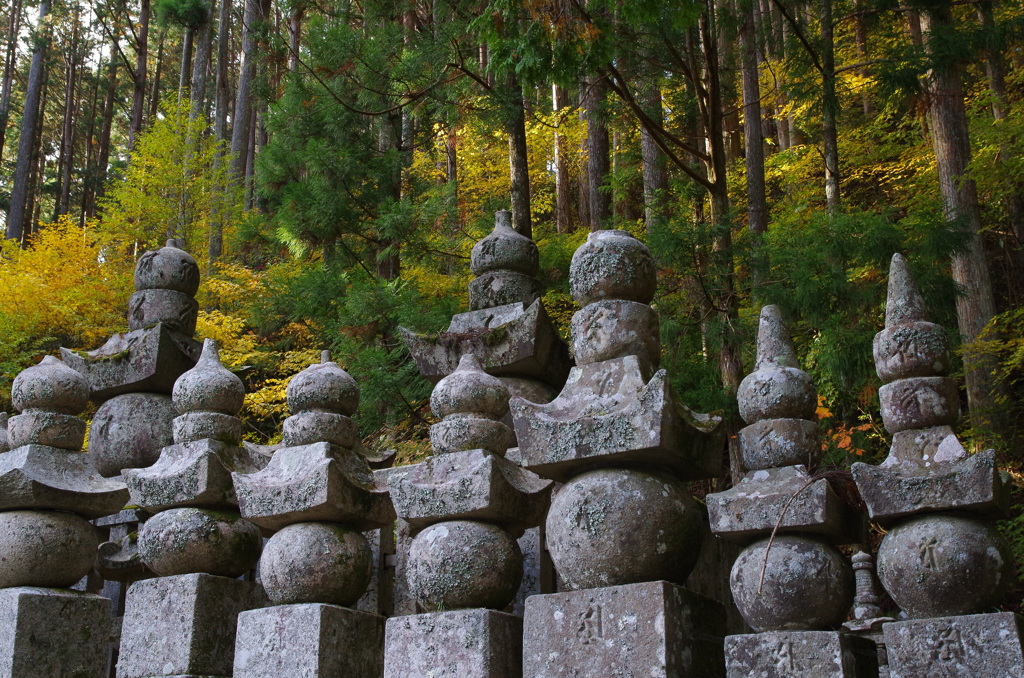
left=918, top=536, right=939, bottom=571
left=577, top=605, right=603, bottom=645
left=928, top=626, right=965, bottom=663
left=773, top=640, right=795, bottom=673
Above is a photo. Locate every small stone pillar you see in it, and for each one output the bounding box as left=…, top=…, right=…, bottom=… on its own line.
left=0, top=356, right=129, bottom=677
left=384, top=354, right=553, bottom=678
left=117, top=339, right=267, bottom=678
left=511, top=230, right=725, bottom=678
left=232, top=351, right=395, bottom=678
left=706, top=305, right=875, bottom=677
left=852, top=254, right=1022, bottom=677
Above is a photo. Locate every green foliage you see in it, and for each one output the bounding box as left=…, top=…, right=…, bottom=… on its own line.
left=154, top=0, right=210, bottom=30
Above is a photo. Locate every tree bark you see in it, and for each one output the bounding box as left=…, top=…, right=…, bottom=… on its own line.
left=739, top=0, right=767, bottom=238
left=505, top=76, right=532, bottom=239
left=56, top=12, right=81, bottom=219
left=209, top=0, right=232, bottom=266
left=178, top=27, right=194, bottom=102
left=231, top=0, right=259, bottom=179
left=129, top=0, right=150, bottom=150
left=91, top=35, right=120, bottom=215
left=552, top=83, right=571, bottom=233
left=821, top=0, right=840, bottom=212
left=0, top=0, right=23, bottom=166
left=149, top=28, right=165, bottom=121
left=585, top=74, right=612, bottom=231
left=639, top=80, right=667, bottom=235
left=190, top=3, right=214, bottom=119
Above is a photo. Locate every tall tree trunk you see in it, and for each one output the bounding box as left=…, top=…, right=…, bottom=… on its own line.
left=288, top=4, right=302, bottom=73
left=79, top=40, right=102, bottom=226
left=853, top=0, right=873, bottom=115
left=129, top=0, right=150, bottom=150
left=24, top=57, right=50, bottom=240
left=209, top=0, right=232, bottom=266
left=552, top=83, right=571, bottom=233
left=0, top=0, right=23, bottom=166
left=505, top=76, right=532, bottom=239
left=639, top=81, right=667, bottom=235
left=585, top=74, right=612, bottom=231
left=190, top=6, right=214, bottom=119
left=56, top=34, right=80, bottom=219
left=576, top=87, right=591, bottom=230
left=6, top=0, right=51, bottom=243
left=821, top=0, right=840, bottom=212
left=739, top=0, right=767, bottom=293
left=179, top=27, right=195, bottom=102
left=92, top=36, right=119, bottom=214
left=231, top=0, right=259, bottom=179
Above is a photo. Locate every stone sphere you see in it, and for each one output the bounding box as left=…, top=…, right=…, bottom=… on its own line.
left=259, top=523, right=372, bottom=606
left=546, top=468, right=704, bottom=590
left=873, top=321, right=950, bottom=383
left=0, top=510, right=98, bottom=588
left=11, top=355, right=89, bottom=415
left=407, top=520, right=522, bottom=611
left=430, top=354, right=509, bottom=421
left=877, top=514, right=1011, bottom=618
left=731, top=536, right=853, bottom=631
left=470, top=219, right=540, bottom=276
left=569, top=230, right=656, bottom=306
left=138, top=508, right=262, bottom=577
left=737, top=366, right=817, bottom=425
left=134, top=242, right=201, bottom=296
left=877, top=376, right=958, bottom=434
left=286, top=353, right=360, bottom=416
left=739, top=418, right=821, bottom=471
left=89, top=393, right=176, bottom=477
left=172, top=339, right=245, bottom=415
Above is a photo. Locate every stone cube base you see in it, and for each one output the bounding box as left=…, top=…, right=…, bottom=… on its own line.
left=885, top=612, right=1024, bottom=677
left=0, top=587, right=112, bottom=678
left=523, top=580, right=725, bottom=678
left=116, top=573, right=265, bottom=678
left=234, top=603, right=384, bottom=678
left=725, top=631, right=877, bottom=677
left=384, top=609, right=522, bottom=678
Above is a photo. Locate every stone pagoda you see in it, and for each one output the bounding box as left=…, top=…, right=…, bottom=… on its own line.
left=384, top=353, right=553, bottom=677
left=852, top=254, right=1021, bottom=676
left=231, top=351, right=394, bottom=677
left=117, top=339, right=267, bottom=678
left=512, top=229, right=725, bottom=677
left=0, top=355, right=128, bottom=677
left=707, top=305, right=874, bottom=675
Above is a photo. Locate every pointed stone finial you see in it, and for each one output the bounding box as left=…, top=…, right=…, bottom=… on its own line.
left=7, top=355, right=90, bottom=451
left=470, top=211, right=540, bottom=277
left=885, top=253, right=929, bottom=328
left=755, top=305, right=799, bottom=370
left=321, top=349, right=331, bottom=364
left=172, top=339, right=245, bottom=416
left=429, top=354, right=514, bottom=455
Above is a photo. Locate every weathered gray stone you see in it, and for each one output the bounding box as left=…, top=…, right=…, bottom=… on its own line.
left=401, top=300, right=571, bottom=387
left=469, top=271, right=542, bottom=310
left=471, top=214, right=540, bottom=276
left=569, top=229, right=656, bottom=306
left=523, top=580, right=726, bottom=678
left=0, top=444, right=129, bottom=518
left=0, top=414, right=7, bottom=453
left=117, top=573, right=266, bottom=678
left=11, top=355, right=89, bottom=414
left=512, top=525, right=550, bottom=617
left=134, top=241, right=201, bottom=296
left=884, top=612, right=1024, bottom=678
left=233, top=441, right=394, bottom=532
left=384, top=609, right=522, bottom=678
left=724, top=631, right=878, bottom=677
left=128, top=288, right=199, bottom=336
left=0, top=587, right=112, bottom=678
left=737, top=365, right=817, bottom=424
left=753, top=305, right=800, bottom=369
left=138, top=507, right=263, bottom=577
left=730, top=536, right=854, bottom=631
left=0, top=510, right=97, bottom=588
left=884, top=254, right=928, bottom=326
left=739, top=418, right=821, bottom=471
left=874, top=321, right=950, bottom=383
left=511, top=355, right=722, bottom=481
left=876, top=513, right=1011, bottom=619
left=61, top=323, right=201, bottom=400
left=570, top=299, right=660, bottom=368
left=5, top=411, right=84, bottom=450
left=878, top=376, right=958, bottom=434
left=430, top=417, right=514, bottom=456
left=852, top=450, right=1008, bottom=522
left=89, top=392, right=175, bottom=476
left=282, top=410, right=358, bottom=448
left=124, top=439, right=266, bottom=511
left=234, top=603, right=385, bottom=678
left=173, top=339, right=245, bottom=415
left=707, top=465, right=860, bottom=543
left=259, top=523, right=371, bottom=606
left=388, top=449, right=552, bottom=536
left=407, top=520, right=523, bottom=611
left=546, top=468, right=704, bottom=590
left=431, top=354, right=509, bottom=420
left=172, top=411, right=243, bottom=445
left=882, top=425, right=965, bottom=468
left=286, top=351, right=360, bottom=416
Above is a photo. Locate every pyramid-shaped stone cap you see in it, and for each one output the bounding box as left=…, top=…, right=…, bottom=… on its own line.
left=754, top=305, right=799, bottom=370
left=884, top=254, right=929, bottom=327
left=286, top=350, right=359, bottom=416
left=471, top=210, right=540, bottom=277
left=134, top=239, right=201, bottom=296
left=173, top=339, right=245, bottom=415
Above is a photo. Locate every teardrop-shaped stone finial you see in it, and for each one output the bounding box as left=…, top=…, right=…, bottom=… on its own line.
left=755, top=305, right=799, bottom=370
left=286, top=349, right=360, bottom=416
left=166, top=238, right=186, bottom=250
left=495, top=209, right=512, bottom=230
left=321, top=350, right=331, bottom=364
left=885, top=253, right=929, bottom=327
left=430, top=354, right=509, bottom=421
left=172, top=339, right=246, bottom=415
left=11, top=355, right=90, bottom=415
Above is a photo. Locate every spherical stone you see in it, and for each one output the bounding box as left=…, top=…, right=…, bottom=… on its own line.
left=570, top=300, right=660, bottom=368
left=134, top=242, right=201, bottom=296
left=406, top=520, right=522, bottom=611
left=878, top=376, right=959, bottom=434
left=737, top=366, right=817, bottom=425
left=286, top=353, right=360, bottom=416
left=545, top=468, right=704, bottom=590
left=172, top=411, right=243, bottom=445
left=0, top=510, right=98, bottom=588
left=874, top=321, right=951, bottom=383
left=259, top=522, right=372, bottom=605
left=467, top=270, right=542, bottom=311
left=731, top=536, right=853, bottom=631
left=739, top=418, right=821, bottom=471
left=172, top=339, right=245, bottom=415
left=89, top=393, right=176, bottom=477
left=471, top=219, right=540, bottom=276
left=569, top=230, right=656, bottom=306
left=138, top=508, right=262, bottom=577
left=877, top=514, right=1011, bottom=618
left=11, top=355, right=89, bottom=415
left=6, top=411, right=85, bottom=450
left=429, top=416, right=514, bottom=456
left=282, top=411, right=358, bottom=448
left=127, top=289, right=199, bottom=336
left=431, top=354, right=509, bottom=421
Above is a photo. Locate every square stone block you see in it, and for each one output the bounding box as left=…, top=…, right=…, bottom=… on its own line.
left=384, top=609, right=522, bottom=678
left=117, top=573, right=265, bottom=678
left=885, top=612, right=1024, bottom=677
left=234, top=603, right=384, bottom=678
left=523, top=580, right=725, bottom=678
left=725, top=631, right=877, bottom=677
left=0, top=587, right=112, bottom=678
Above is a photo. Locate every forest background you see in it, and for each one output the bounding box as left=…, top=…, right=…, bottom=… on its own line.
left=1, top=0, right=1024, bottom=597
